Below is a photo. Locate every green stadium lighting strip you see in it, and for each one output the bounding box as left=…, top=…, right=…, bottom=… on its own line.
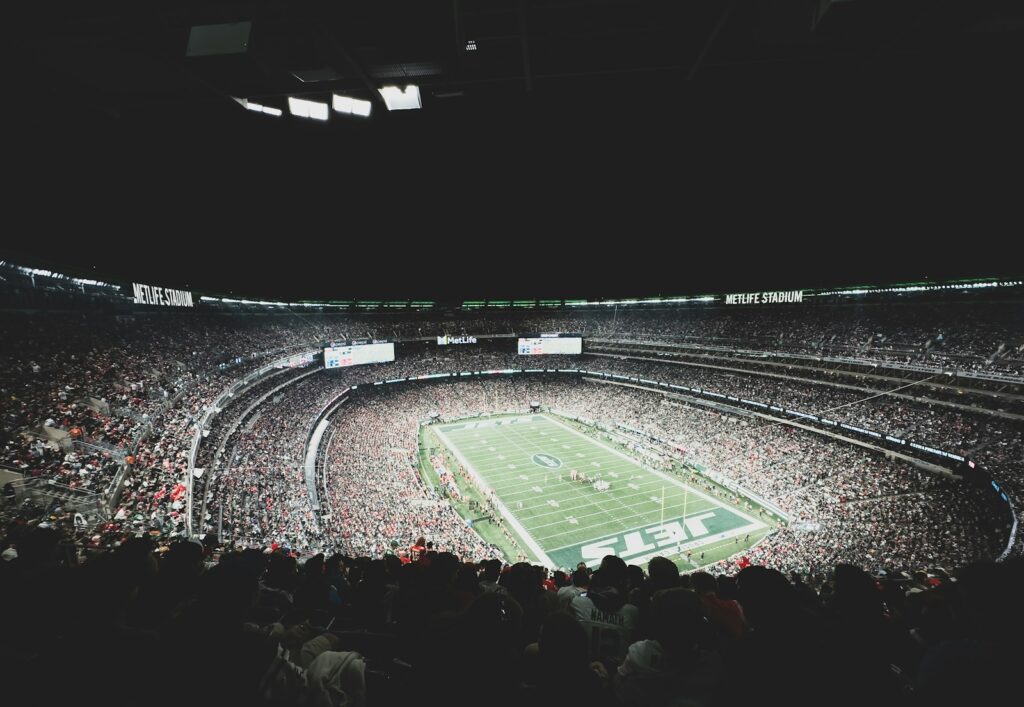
left=1, top=260, right=1019, bottom=309
left=811, top=279, right=1023, bottom=297
left=199, top=296, right=352, bottom=308
left=458, top=277, right=1022, bottom=309
left=1, top=262, right=121, bottom=290
left=566, top=295, right=718, bottom=306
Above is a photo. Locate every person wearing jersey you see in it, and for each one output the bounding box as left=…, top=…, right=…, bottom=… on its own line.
left=569, top=555, right=638, bottom=666
left=558, top=568, right=591, bottom=609
left=614, top=588, right=723, bottom=707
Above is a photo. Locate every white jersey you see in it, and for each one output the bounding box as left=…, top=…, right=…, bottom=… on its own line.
left=569, top=593, right=639, bottom=664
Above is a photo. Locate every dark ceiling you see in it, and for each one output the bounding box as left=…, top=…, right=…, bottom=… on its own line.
left=9, top=4, right=1022, bottom=99
left=9, top=0, right=1024, bottom=143
left=4, top=0, right=1022, bottom=301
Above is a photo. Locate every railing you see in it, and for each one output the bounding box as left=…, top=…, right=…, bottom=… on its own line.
left=78, top=396, right=110, bottom=416
left=102, top=382, right=192, bottom=512
left=187, top=351, right=321, bottom=537
left=10, top=477, right=108, bottom=522
left=194, top=368, right=319, bottom=534
left=588, top=338, right=1024, bottom=385
left=997, top=500, right=1019, bottom=562
left=102, top=420, right=154, bottom=511
left=74, top=438, right=127, bottom=461
left=303, top=393, right=351, bottom=511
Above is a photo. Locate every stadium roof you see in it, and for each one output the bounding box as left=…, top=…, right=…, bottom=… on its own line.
left=6, top=0, right=1022, bottom=300
left=11, top=0, right=1022, bottom=134
left=2, top=250, right=1017, bottom=304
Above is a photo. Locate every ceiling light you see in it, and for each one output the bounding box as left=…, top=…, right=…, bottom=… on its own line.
left=378, top=85, right=421, bottom=111
left=332, top=94, right=372, bottom=117
left=241, top=100, right=282, bottom=117
left=288, top=97, right=329, bottom=120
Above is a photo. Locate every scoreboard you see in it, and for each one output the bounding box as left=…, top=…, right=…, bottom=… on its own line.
left=324, top=342, right=395, bottom=369
left=517, top=335, right=583, bottom=355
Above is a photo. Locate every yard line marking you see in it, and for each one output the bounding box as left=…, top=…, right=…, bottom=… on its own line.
left=541, top=414, right=766, bottom=529
left=434, top=425, right=553, bottom=567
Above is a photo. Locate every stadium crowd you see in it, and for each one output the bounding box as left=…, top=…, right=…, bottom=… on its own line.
left=205, top=373, right=352, bottom=552
left=4, top=328, right=1019, bottom=564
left=158, top=362, right=1009, bottom=578
left=2, top=278, right=1023, bottom=706
left=575, top=355, right=1024, bottom=512
left=1, top=522, right=1020, bottom=707
left=321, top=391, right=500, bottom=562
left=1, top=297, right=1019, bottom=563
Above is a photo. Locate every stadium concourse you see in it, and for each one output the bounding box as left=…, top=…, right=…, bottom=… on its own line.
left=1, top=265, right=1023, bottom=706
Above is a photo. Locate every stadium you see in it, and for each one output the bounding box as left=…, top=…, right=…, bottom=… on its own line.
left=4, top=1, right=1024, bottom=706
left=2, top=255, right=1022, bottom=704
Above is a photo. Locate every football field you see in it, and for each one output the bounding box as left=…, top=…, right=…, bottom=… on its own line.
left=432, top=413, right=767, bottom=569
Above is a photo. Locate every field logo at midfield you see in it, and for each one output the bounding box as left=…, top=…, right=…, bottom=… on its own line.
left=532, top=453, right=562, bottom=469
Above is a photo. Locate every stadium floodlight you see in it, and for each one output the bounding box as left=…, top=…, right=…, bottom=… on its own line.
left=332, top=94, right=372, bottom=117
left=243, top=100, right=282, bottom=117
left=333, top=95, right=353, bottom=114
left=378, top=85, right=421, bottom=111
left=288, top=97, right=329, bottom=120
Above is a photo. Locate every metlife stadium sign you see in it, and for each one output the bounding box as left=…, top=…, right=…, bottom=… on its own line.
left=725, top=290, right=804, bottom=305
left=131, top=283, right=194, bottom=307
left=437, top=335, right=478, bottom=345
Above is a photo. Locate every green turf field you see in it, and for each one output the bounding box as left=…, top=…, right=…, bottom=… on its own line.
left=432, top=413, right=768, bottom=570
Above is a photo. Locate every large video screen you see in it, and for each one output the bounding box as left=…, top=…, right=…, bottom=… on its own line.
left=324, top=342, right=395, bottom=368
left=517, top=337, right=583, bottom=355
